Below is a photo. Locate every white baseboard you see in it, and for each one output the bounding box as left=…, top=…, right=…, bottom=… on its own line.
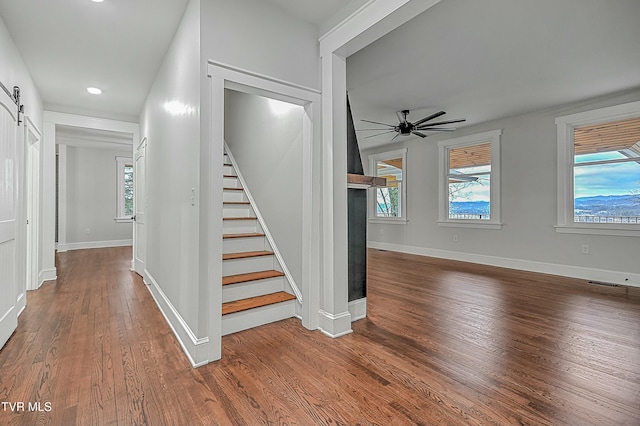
left=39, top=268, right=57, bottom=286
left=16, top=292, right=26, bottom=317
left=57, top=239, right=133, bottom=252
left=318, top=309, right=352, bottom=338
left=368, top=241, right=640, bottom=288
left=0, top=306, right=17, bottom=350
left=348, top=298, right=367, bottom=322
left=144, top=270, right=211, bottom=367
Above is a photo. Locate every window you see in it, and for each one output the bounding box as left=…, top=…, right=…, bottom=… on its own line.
left=556, top=101, right=640, bottom=236
left=438, top=130, right=502, bottom=229
left=369, top=148, right=407, bottom=223
left=115, top=156, right=134, bottom=222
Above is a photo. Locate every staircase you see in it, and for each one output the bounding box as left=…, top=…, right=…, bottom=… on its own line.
left=221, top=150, right=298, bottom=335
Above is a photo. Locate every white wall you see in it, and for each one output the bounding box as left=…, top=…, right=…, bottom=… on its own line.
left=224, top=89, right=304, bottom=286
left=200, top=0, right=320, bottom=91
left=139, top=0, right=202, bottom=344
left=364, top=89, right=640, bottom=286
left=62, top=146, right=132, bottom=247
left=0, top=18, right=42, bottom=128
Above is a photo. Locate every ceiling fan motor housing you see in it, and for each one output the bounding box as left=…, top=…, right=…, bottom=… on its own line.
left=397, top=122, right=413, bottom=135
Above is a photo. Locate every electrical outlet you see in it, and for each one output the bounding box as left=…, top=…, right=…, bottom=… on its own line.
left=84, top=228, right=90, bottom=235
left=581, top=244, right=589, bottom=254
left=453, top=235, right=459, bottom=242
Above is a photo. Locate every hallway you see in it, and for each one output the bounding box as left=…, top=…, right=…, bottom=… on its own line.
left=1, top=248, right=639, bottom=425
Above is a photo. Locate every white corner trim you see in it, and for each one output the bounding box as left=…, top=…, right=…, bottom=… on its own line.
left=57, top=239, right=133, bottom=252
left=38, top=268, right=57, bottom=286
left=318, top=309, right=353, bottom=338
left=224, top=143, right=303, bottom=303
left=144, top=270, right=211, bottom=368
left=348, top=298, right=367, bottom=322
left=368, top=241, right=640, bottom=288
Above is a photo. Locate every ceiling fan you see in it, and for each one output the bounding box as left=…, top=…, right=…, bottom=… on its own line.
left=359, top=110, right=466, bottom=141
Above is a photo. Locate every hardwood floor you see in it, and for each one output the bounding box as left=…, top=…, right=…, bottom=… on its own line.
left=1, top=247, right=639, bottom=425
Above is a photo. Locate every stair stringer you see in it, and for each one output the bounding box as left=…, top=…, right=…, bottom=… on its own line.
left=223, top=143, right=303, bottom=306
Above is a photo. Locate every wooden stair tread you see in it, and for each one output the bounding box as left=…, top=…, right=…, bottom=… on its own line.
left=223, top=187, right=244, bottom=191
left=223, top=216, right=257, bottom=221
left=223, top=232, right=265, bottom=239
left=223, top=250, right=273, bottom=261
left=223, top=175, right=238, bottom=178
left=222, top=270, right=284, bottom=286
left=223, top=201, right=250, bottom=205
left=223, top=163, right=232, bottom=166
left=222, top=292, right=296, bottom=315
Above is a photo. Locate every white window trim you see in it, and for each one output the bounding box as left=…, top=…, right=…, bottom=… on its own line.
left=437, top=129, right=502, bottom=229
left=555, top=101, right=640, bottom=237
left=368, top=148, right=408, bottom=224
left=115, top=156, right=133, bottom=223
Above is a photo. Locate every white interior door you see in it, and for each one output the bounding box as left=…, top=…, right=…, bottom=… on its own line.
left=133, top=137, right=146, bottom=277
left=25, top=121, right=40, bottom=291
left=0, top=86, right=19, bottom=349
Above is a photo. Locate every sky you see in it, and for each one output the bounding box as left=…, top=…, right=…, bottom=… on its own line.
left=574, top=152, right=640, bottom=198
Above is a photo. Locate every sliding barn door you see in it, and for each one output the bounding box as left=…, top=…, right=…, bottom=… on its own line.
left=0, top=88, right=18, bottom=350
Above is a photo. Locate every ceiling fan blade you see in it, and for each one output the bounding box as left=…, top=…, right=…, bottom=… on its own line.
left=361, top=119, right=394, bottom=127
left=417, top=127, right=457, bottom=132
left=416, top=119, right=466, bottom=128
left=412, top=131, right=428, bottom=138
left=391, top=133, right=400, bottom=141
left=364, top=130, right=396, bottom=139
left=396, top=110, right=407, bottom=124
left=356, top=128, right=394, bottom=131
left=413, top=111, right=446, bottom=127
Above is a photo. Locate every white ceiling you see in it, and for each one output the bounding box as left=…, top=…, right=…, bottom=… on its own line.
left=0, top=0, right=189, bottom=122
left=347, top=0, right=640, bottom=148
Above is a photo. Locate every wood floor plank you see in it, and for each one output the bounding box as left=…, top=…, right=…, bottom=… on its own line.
left=1, top=247, right=639, bottom=425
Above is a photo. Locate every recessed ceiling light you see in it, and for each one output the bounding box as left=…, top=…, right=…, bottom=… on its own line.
left=87, top=87, right=102, bottom=95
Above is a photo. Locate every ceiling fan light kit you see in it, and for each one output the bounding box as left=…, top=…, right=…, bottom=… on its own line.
left=359, top=109, right=466, bottom=141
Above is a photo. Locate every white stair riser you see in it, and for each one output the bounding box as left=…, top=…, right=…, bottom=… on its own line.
left=222, top=300, right=296, bottom=336
left=223, top=191, right=247, bottom=202
left=223, top=205, right=252, bottom=218
left=223, top=255, right=275, bottom=276
left=222, top=276, right=285, bottom=303
left=223, top=176, right=241, bottom=187
left=223, top=237, right=269, bottom=254
left=223, top=164, right=235, bottom=175
left=223, top=220, right=258, bottom=234
left=224, top=154, right=230, bottom=163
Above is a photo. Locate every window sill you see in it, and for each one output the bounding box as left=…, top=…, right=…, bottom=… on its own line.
left=555, top=224, right=640, bottom=237
left=115, top=218, right=133, bottom=223
left=369, top=218, right=408, bottom=225
left=438, top=220, right=502, bottom=230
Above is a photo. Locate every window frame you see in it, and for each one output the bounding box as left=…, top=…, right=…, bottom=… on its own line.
left=555, top=101, right=640, bottom=237
left=115, top=156, right=134, bottom=223
left=438, top=129, right=502, bottom=229
left=368, top=148, right=408, bottom=224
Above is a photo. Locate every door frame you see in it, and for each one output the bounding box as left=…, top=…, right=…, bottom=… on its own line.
left=42, top=111, right=139, bottom=278
left=133, top=137, right=147, bottom=276
left=24, top=116, right=41, bottom=291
